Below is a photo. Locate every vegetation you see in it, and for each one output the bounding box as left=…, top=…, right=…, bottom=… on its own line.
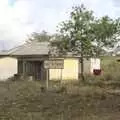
left=51, top=4, right=120, bottom=81
left=27, top=30, right=51, bottom=43
left=101, top=56, right=120, bottom=81
left=0, top=56, right=119, bottom=119
left=52, top=5, right=120, bottom=55
left=83, top=56, right=120, bottom=87
left=26, top=4, right=120, bottom=81
left=12, top=4, right=120, bottom=119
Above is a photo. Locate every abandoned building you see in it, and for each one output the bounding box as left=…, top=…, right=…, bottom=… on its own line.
left=0, top=42, right=100, bottom=81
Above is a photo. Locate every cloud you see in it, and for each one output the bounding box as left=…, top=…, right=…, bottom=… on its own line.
left=0, top=0, right=75, bottom=50
left=80, top=0, right=117, bottom=18
left=0, top=0, right=35, bottom=49
left=8, top=0, right=16, bottom=6
left=111, top=0, right=120, bottom=17
left=0, top=0, right=120, bottom=50
left=112, top=0, right=120, bottom=7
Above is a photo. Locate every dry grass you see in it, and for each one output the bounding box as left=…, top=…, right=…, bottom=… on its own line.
left=83, top=56, right=120, bottom=88
left=0, top=79, right=119, bottom=120
left=0, top=56, right=120, bottom=120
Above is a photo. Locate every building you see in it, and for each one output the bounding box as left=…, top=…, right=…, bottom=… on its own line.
left=0, top=42, right=100, bottom=81
left=0, top=56, right=17, bottom=80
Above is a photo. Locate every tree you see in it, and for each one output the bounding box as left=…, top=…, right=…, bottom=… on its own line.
left=51, top=4, right=120, bottom=81
left=51, top=5, right=95, bottom=81
left=91, top=16, right=120, bottom=56
left=27, top=30, right=51, bottom=42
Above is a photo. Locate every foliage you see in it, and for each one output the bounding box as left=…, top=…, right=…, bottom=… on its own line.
left=51, top=4, right=120, bottom=80
left=51, top=4, right=120, bottom=57
left=91, top=16, right=120, bottom=56
left=27, top=30, right=51, bottom=42
left=102, top=58, right=120, bottom=81
left=51, top=5, right=95, bottom=56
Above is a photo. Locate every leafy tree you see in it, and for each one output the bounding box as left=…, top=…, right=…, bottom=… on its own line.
left=51, top=5, right=95, bottom=81
left=91, top=16, right=120, bottom=56
left=28, top=30, right=51, bottom=42
left=51, top=4, right=120, bottom=81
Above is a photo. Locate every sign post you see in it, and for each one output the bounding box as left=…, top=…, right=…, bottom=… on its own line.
left=44, top=59, right=64, bottom=69
left=60, top=68, right=63, bottom=86
left=44, top=59, right=64, bottom=89
left=46, top=69, right=49, bottom=89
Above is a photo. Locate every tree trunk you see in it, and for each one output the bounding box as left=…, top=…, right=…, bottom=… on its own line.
left=80, top=41, right=84, bottom=81
left=81, top=53, right=85, bottom=81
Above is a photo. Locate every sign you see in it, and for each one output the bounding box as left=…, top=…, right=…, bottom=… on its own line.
left=44, top=59, right=64, bottom=69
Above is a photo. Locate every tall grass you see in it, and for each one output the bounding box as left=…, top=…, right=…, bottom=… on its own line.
left=81, top=56, right=120, bottom=89
left=101, top=57, right=120, bottom=81
left=0, top=57, right=120, bottom=120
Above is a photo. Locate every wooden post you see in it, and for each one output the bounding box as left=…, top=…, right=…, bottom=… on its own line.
left=60, top=69, right=63, bottom=85
left=23, top=60, right=26, bottom=79
left=46, top=69, right=49, bottom=89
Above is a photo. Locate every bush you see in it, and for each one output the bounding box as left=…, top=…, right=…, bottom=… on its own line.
left=102, top=61, right=120, bottom=81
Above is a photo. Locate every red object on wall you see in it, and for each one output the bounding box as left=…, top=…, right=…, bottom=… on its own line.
left=93, top=69, right=101, bottom=75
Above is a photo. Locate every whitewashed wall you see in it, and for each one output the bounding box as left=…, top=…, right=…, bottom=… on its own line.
left=79, top=58, right=91, bottom=74
left=0, top=57, right=17, bottom=80
left=49, top=58, right=101, bottom=80
left=90, top=58, right=100, bottom=73
left=49, top=58, right=79, bottom=80
left=78, top=58, right=100, bottom=75
left=0, top=57, right=100, bottom=81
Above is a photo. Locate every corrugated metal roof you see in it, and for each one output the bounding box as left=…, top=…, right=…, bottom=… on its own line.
left=8, top=42, right=50, bottom=56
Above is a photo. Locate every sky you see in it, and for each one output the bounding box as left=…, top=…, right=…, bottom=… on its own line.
left=0, top=0, right=120, bottom=50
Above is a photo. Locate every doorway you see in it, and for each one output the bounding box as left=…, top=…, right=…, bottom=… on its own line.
left=26, top=61, right=46, bottom=80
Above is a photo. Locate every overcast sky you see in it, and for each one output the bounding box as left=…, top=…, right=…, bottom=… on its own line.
left=0, top=0, right=120, bottom=50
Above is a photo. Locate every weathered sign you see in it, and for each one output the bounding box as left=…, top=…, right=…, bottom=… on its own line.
left=44, top=59, right=64, bottom=69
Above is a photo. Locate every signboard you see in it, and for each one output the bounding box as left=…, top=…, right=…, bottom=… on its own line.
left=44, top=59, right=64, bottom=69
